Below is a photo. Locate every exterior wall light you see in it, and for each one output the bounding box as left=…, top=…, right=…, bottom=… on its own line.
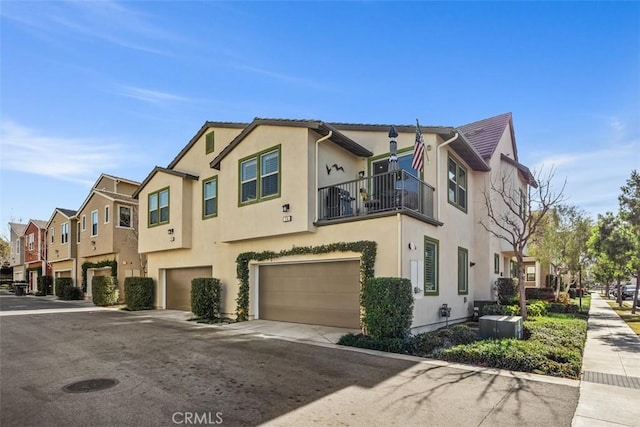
left=282, top=204, right=290, bottom=212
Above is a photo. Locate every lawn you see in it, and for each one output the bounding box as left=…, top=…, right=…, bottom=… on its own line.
left=606, top=301, right=640, bottom=336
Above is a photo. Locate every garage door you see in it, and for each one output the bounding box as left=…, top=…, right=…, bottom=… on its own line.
left=258, top=261, right=360, bottom=328
left=166, top=267, right=212, bottom=311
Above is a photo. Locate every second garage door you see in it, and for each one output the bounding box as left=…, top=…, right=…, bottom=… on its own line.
left=166, top=267, right=212, bottom=311
left=258, top=261, right=360, bottom=328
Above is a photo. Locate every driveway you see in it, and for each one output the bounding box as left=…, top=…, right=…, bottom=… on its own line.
left=1, top=294, right=579, bottom=426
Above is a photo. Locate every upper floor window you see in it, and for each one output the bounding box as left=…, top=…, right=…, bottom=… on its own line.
left=448, top=155, right=467, bottom=212
left=91, top=211, right=99, bottom=236
left=15, top=240, right=20, bottom=254
left=61, top=223, right=69, bottom=244
left=239, top=146, right=280, bottom=204
left=81, top=215, right=86, bottom=231
left=526, top=265, right=536, bottom=282
left=119, top=206, right=132, bottom=228
left=203, top=177, right=218, bottom=218
left=77, top=222, right=81, bottom=243
left=424, top=236, right=439, bottom=295
left=28, top=233, right=34, bottom=251
left=205, top=131, right=215, bottom=154
left=50, top=228, right=55, bottom=243
left=458, top=247, right=469, bottom=295
left=105, top=205, right=110, bottom=224
left=494, top=253, right=500, bottom=274
left=149, top=188, right=170, bottom=226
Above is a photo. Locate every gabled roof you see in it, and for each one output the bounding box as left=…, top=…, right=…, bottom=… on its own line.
left=76, top=189, right=138, bottom=216
left=457, top=113, right=515, bottom=161
left=24, top=219, right=47, bottom=234
left=94, top=173, right=141, bottom=189
left=45, top=208, right=78, bottom=229
left=9, top=222, right=27, bottom=237
left=132, top=166, right=200, bottom=199
left=167, top=121, right=248, bottom=169
left=210, top=118, right=373, bottom=170
left=500, top=154, right=538, bottom=188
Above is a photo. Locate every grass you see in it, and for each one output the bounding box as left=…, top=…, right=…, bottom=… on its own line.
left=606, top=301, right=640, bottom=336
left=569, top=294, right=591, bottom=314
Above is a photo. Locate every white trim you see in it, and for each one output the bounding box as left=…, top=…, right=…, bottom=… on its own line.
left=81, top=215, right=86, bottom=231
left=104, top=205, right=110, bottom=224
left=116, top=205, right=133, bottom=229
left=90, top=210, right=99, bottom=237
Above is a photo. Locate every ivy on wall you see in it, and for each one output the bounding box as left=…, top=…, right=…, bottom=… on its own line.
left=26, top=266, right=43, bottom=279
left=81, top=260, right=118, bottom=292
left=235, top=241, right=377, bottom=321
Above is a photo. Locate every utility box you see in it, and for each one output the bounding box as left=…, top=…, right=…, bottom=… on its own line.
left=479, top=315, right=523, bottom=340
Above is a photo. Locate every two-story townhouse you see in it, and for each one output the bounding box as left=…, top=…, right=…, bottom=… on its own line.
left=75, top=174, right=142, bottom=300
left=23, top=219, right=49, bottom=293
left=135, top=113, right=536, bottom=332
left=46, top=208, right=78, bottom=292
left=8, top=222, right=27, bottom=282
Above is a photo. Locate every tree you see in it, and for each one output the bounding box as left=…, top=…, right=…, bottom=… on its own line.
left=618, top=170, right=640, bottom=313
left=588, top=212, right=636, bottom=307
left=0, top=237, right=9, bottom=265
left=481, top=167, right=566, bottom=320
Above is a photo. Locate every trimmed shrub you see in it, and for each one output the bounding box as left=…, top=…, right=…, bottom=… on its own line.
left=92, top=276, right=119, bottom=306
left=410, top=333, right=445, bottom=356
left=497, top=278, right=516, bottom=305
left=525, top=287, right=555, bottom=301
left=38, top=275, right=53, bottom=295
left=361, top=277, right=413, bottom=339
left=568, top=288, right=577, bottom=298
left=527, top=300, right=548, bottom=317
left=337, top=333, right=413, bottom=354
left=503, top=305, right=520, bottom=316
left=191, top=278, right=222, bottom=320
left=557, top=292, right=570, bottom=304
left=55, top=278, right=74, bottom=298
left=62, top=286, right=84, bottom=300
left=124, top=277, right=155, bottom=311
left=482, top=304, right=504, bottom=316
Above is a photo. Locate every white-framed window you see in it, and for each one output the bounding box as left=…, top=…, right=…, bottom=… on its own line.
left=91, top=210, right=98, bottom=236
left=105, top=205, right=110, bottom=224
left=28, top=233, right=34, bottom=251
left=448, top=155, right=467, bottom=212
left=61, top=222, right=69, bottom=244
left=526, top=265, right=536, bottom=282
left=81, top=215, right=86, bottom=231
left=118, top=206, right=132, bottom=228
left=50, top=228, right=55, bottom=243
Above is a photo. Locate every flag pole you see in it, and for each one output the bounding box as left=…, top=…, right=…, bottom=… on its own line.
left=416, top=118, right=430, bottom=164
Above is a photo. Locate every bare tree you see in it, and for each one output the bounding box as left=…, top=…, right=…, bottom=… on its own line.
left=124, top=204, right=147, bottom=277
left=481, top=167, right=566, bottom=320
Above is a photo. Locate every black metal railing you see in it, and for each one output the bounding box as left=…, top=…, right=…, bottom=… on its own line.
left=317, top=170, right=435, bottom=221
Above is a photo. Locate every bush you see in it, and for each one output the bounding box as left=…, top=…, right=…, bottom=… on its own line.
left=124, top=277, right=154, bottom=311
left=525, top=288, right=555, bottom=301
left=38, top=275, right=53, bottom=295
left=503, top=305, right=520, bottom=316
left=62, top=286, right=84, bottom=300
left=361, top=277, right=413, bottom=339
left=337, top=333, right=413, bottom=354
left=497, top=278, right=516, bottom=305
left=482, top=304, right=504, bottom=316
left=191, top=278, right=222, bottom=320
left=410, top=333, right=445, bottom=356
left=92, top=276, right=119, bottom=306
left=55, top=278, right=74, bottom=298
left=568, top=288, right=577, bottom=298
left=557, top=292, right=570, bottom=304
left=527, top=300, right=548, bottom=317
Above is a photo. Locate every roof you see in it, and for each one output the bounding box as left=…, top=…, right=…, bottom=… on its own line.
left=9, top=222, right=27, bottom=237
left=94, top=173, right=141, bottom=188
left=500, top=154, right=538, bottom=188
left=448, top=133, right=491, bottom=171
left=210, top=118, right=373, bottom=170
left=24, top=219, right=48, bottom=233
left=76, top=188, right=138, bottom=216
left=132, top=167, right=199, bottom=199
left=456, top=113, right=515, bottom=161
left=45, top=208, right=78, bottom=229
left=167, top=121, right=248, bottom=169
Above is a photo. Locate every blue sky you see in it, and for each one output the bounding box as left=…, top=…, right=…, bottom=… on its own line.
left=1, top=1, right=639, bottom=236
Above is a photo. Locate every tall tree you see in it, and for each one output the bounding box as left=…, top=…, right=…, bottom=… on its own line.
left=618, top=170, right=640, bottom=313
left=0, top=237, right=10, bottom=265
left=481, top=167, right=566, bottom=320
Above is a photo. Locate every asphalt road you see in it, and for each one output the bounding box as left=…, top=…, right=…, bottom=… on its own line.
left=0, top=294, right=580, bottom=426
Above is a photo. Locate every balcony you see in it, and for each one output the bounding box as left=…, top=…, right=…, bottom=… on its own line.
left=317, top=170, right=438, bottom=225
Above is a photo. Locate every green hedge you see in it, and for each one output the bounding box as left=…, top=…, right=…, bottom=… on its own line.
left=497, top=278, right=516, bottom=305
left=55, top=278, right=74, bottom=298
left=124, top=277, right=154, bottom=311
left=92, top=276, right=119, bottom=306
left=362, top=277, right=413, bottom=339
left=38, top=275, right=53, bottom=295
left=191, top=278, right=222, bottom=320
left=62, top=286, right=84, bottom=300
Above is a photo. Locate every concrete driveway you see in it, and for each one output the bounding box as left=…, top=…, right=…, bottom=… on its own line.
left=1, top=294, right=579, bottom=426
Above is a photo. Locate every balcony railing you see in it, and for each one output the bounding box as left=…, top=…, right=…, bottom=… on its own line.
left=317, top=170, right=435, bottom=222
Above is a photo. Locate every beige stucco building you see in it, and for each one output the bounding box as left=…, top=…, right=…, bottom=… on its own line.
left=135, top=113, right=535, bottom=332
left=45, top=208, right=78, bottom=292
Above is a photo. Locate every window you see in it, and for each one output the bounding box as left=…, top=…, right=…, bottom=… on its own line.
left=81, top=215, right=86, bottom=231
left=28, top=233, right=34, bottom=251
left=118, top=206, right=132, bottom=228
left=50, top=228, right=55, bottom=243
left=519, top=189, right=526, bottom=217
left=77, top=223, right=81, bottom=243
left=239, top=146, right=280, bottom=204
left=447, top=155, right=467, bottom=211
left=526, top=265, right=536, bottom=282
left=15, top=240, right=20, bottom=254
left=494, top=253, right=500, bottom=274
left=510, top=260, right=518, bottom=278
left=91, top=211, right=98, bottom=236
left=458, top=247, right=469, bottom=294
left=424, top=236, right=439, bottom=295
left=205, top=131, right=215, bottom=154
left=149, top=188, right=170, bottom=226
left=203, top=177, right=218, bottom=218
left=105, top=206, right=110, bottom=224
left=61, top=223, right=69, bottom=244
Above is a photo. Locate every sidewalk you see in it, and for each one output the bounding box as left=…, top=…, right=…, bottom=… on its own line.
left=572, top=293, right=640, bottom=427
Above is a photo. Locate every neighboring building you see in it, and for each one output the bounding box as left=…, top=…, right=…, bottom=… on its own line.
left=23, top=219, right=49, bottom=293
left=45, top=208, right=78, bottom=292
left=135, top=113, right=536, bottom=332
left=75, top=174, right=142, bottom=299
left=8, top=222, right=27, bottom=282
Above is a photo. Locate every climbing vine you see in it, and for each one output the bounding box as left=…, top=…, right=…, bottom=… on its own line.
left=235, top=241, right=377, bottom=321
left=81, top=260, right=118, bottom=292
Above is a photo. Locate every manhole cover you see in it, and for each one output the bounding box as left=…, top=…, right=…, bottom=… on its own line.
left=63, top=378, right=119, bottom=393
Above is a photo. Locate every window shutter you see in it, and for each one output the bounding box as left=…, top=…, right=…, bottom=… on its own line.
left=205, top=132, right=215, bottom=154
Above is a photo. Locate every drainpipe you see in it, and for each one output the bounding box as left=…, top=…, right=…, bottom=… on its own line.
left=436, top=132, right=459, bottom=218
left=397, top=213, right=402, bottom=276
left=314, top=131, right=333, bottom=223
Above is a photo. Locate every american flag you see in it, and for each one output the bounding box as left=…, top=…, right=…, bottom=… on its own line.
left=411, top=120, right=425, bottom=172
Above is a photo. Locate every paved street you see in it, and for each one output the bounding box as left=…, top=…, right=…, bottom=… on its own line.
left=1, top=294, right=579, bottom=426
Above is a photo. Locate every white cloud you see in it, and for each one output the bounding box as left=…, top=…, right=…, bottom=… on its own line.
left=0, top=119, right=126, bottom=185
left=116, top=85, right=192, bottom=105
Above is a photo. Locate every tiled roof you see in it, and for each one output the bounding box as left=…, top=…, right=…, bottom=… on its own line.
left=57, top=208, right=77, bottom=218
left=456, top=113, right=513, bottom=160
left=31, top=220, right=48, bottom=229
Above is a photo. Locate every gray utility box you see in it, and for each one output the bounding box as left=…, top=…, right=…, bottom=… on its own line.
left=479, top=315, right=523, bottom=340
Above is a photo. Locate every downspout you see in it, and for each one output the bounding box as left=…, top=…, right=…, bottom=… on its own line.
left=436, top=132, right=459, bottom=218
left=314, top=131, right=333, bottom=223
left=397, top=213, right=402, bottom=276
